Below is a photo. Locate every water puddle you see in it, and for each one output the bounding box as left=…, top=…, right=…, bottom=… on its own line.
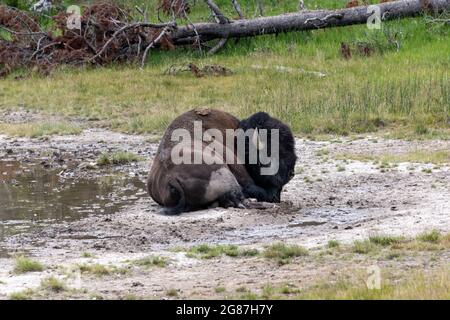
left=0, top=160, right=147, bottom=241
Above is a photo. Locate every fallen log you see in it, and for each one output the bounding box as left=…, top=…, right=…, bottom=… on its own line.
left=171, top=0, right=450, bottom=43
left=1, top=1, right=448, bottom=76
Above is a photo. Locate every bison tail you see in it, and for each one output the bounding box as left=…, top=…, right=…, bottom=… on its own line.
left=162, top=178, right=186, bottom=215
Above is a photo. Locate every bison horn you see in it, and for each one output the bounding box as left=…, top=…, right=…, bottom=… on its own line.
left=252, top=128, right=265, bottom=150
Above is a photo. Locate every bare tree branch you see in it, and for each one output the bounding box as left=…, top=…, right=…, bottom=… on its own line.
left=205, top=0, right=229, bottom=24
left=298, top=0, right=305, bottom=11
left=0, top=25, right=47, bottom=36
left=231, top=0, right=245, bottom=19
left=203, top=0, right=230, bottom=54
left=208, top=37, right=228, bottom=54
left=2, top=0, right=449, bottom=76
left=254, top=0, right=264, bottom=17
left=90, top=21, right=176, bottom=62
left=140, top=26, right=171, bottom=69
left=185, top=13, right=203, bottom=53
left=425, top=18, right=450, bottom=23
left=172, top=0, right=450, bottom=43
left=135, top=6, right=149, bottom=23
left=304, top=13, right=344, bottom=28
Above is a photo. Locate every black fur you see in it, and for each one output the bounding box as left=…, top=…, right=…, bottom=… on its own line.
left=217, top=189, right=245, bottom=209
left=239, top=112, right=297, bottom=202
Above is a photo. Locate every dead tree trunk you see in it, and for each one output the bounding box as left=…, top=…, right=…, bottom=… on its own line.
left=171, top=0, right=449, bottom=44
left=1, top=0, right=448, bottom=74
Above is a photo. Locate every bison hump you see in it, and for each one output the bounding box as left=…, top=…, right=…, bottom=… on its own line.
left=194, top=107, right=211, bottom=116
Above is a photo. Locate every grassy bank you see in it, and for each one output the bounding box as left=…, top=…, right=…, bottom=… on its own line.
left=6, top=231, right=450, bottom=300
left=0, top=1, right=448, bottom=137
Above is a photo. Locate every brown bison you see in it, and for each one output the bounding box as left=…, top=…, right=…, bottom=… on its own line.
left=147, top=108, right=296, bottom=214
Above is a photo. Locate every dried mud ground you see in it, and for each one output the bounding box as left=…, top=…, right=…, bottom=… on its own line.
left=0, top=114, right=449, bottom=299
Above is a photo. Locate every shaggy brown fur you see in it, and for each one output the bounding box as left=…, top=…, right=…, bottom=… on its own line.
left=147, top=108, right=270, bottom=214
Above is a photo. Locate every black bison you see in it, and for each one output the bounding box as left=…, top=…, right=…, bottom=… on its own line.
left=147, top=108, right=296, bottom=214
left=239, top=111, right=297, bottom=203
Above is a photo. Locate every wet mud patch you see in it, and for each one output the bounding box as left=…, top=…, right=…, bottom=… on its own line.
left=0, top=127, right=155, bottom=255
left=1, top=134, right=449, bottom=253
left=0, top=160, right=146, bottom=240
left=0, top=128, right=449, bottom=299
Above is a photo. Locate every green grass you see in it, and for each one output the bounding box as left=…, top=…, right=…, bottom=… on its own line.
left=279, top=284, right=301, bottom=295
left=294, top=166, right=304, bottom=174
left=9, top=289, right=35, bottom=300
left=352, top=240, right=377, bottom=254
left=417, top=230, right=441, bottom=243
left=239, top=291, right=259, bottom=299
left=231, top=267, right=450, bottom=300
left=133, top=256, right=168, bottom=268
left=81, top=252, right=95, bottom=258
left=40, top=276, right=66, bottom=293
left=0, top=122, right=82, bottom=138
left=261, top=284, right=279, bottom=299
left=77, top=263, right=127, bottom=277
left=390, top=232, right=449, bottom=252
left=263, top=243, right=309, bottom=265
left=351, top=232, right=450, bottom=254
left=97, top=151, right=143, bottom=166
left=215, top=286, right=226, bottom=293
left=0, top=1, right=448, bottom=137
left=368, top=235, right=404, bottom=246
left=240, top=248, right=260, bottom=257
left=89, top=293, right=104, bottom=300
left=315, top=149, right=330, bottom=157
left=327, top=240, right=340, bottom=248
left=79, top=264, right=110, bottom=276
left=186, top=244, right=259, bottom=259
left=336, top=150, right=450, bottom=164
left=122, top=293, right=142, bottom=300
left=166, top=288, right=179, bottom=297
left=235, top=286, right=259, bottom=299
left=294, top=269, right=450, bottom=299
left=13, top=256, right=44, bottom=274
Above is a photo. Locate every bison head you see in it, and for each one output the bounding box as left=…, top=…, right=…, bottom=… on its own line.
left=239, top=112, right=297, bottom=202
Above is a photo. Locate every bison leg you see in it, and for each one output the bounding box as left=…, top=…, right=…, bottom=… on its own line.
left=227, top=163, right=271, bottom=201
left=242, top=184, right=272, bottom=202
left=162, top=205, right=184, bottom=215
left=160, top=180, right=186, bottom=215
left=217, top=189, right=245, bottom=209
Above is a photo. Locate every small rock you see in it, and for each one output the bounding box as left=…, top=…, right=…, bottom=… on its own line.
left=131, top=282, right=144, bottom=287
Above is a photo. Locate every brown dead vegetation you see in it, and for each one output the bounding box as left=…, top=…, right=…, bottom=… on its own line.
left=164, top=62, right=232, bottom=77
left=345, top=0, right=361, bottom=8
left=158, top=0, right=190, bottom=18
left=0, top=2, right=174, bottom=76
left=0, top=0, right=447, bottom=77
